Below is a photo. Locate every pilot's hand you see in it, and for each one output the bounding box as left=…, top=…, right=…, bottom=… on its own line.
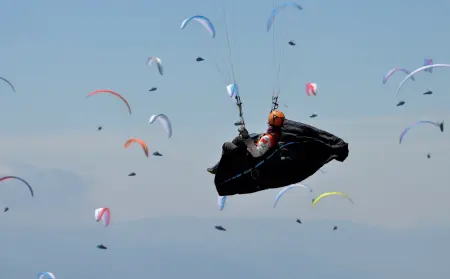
left=238, top=125, right=249, bottom=139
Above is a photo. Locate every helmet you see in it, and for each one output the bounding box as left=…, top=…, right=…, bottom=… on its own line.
left=268, top=110, right=285, bottom=127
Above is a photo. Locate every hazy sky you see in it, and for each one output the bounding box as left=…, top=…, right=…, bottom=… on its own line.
left=1, top=0, right=450, bottom=278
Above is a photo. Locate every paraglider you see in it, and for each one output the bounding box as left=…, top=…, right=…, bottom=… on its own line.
left=196, top=57, right=205, bottom=62
left=153, top=151, right=163, bottom=156
left=396, top=101, right=405, bottom=106
left=0, top=176, right=34, bottom=197
left=309, top=113, right=318, bottom=118
left=128, top=172, right=136, bottom=176
left=0, top=77, right=15, bottom=92
left=149, top=87, right=157, bottom=92
left=147, top=56, right=163, bottom=75
left=124, top=137, right=149, bottom=157
left=214, top=119, right=349, bottom=196
left=215, top=225, right=226, bottom=231
left=382, top=68, right=415, bottom=84
left=266, top=2, right=303, bottom=32
left=95, top=207, right=110, bottom=226
left=423, top=90, right=433, bottom=95
left=218, top=195, right=226, bottom=211
left=399, top=121, right=444, bottom=144
left=86, top=90, right=132, bottom=115
left=97, top=244, right=107, bottom=249
left=273, top=184, right=313, bottom=208
left=396, top=64, right=450, bottom=96
left=97, top=126, right=103, bottom=131
left=37, top=272, right=56, bottom=279
left=149, top=114, right=172, bottom=139
left=311, top=192, right=354, bottom=208
left=424, top=58, right=433, bottom=72
left=180, top=15, right=216, bottom=38
left=306, top=82, right=317, bottom=96
left=296, top=218, right=302, bottom=224
left=288, top=41, right=296, bottom=46
left=94, top=208, right=110, bottom=250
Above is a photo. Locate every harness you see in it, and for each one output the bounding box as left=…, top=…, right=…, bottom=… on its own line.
left=218, top=136, right=331, bottom=185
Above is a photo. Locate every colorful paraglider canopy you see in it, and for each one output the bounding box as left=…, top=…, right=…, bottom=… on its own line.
left=273, top=184, right=312, bottom=208
left=147, top=57, right=163, bottom=75
left=180, top=15, right=216, bottom=38
left=311, top=191, right=353, bottom=207
left=0, top=176, right=34, bottom=197
left=399, top=121, right=444, bottom=144
left=87, top=90, right=132, bottom=115
left=149, top=114, right=172, bottom=138
left=0, top=77, right=15, bottom=92
left=214, top=119, right=349, bottom=196
left=382, top=68, right=415, bottom=84
left=37, top=272, right=56, bottom=279
left=267, top=2, right=303, bottom=32
left=124, top=137, right=149, bottom=157
left=218, top=195, right=227, bottom=211
left=424, top=58, right=433, bottom=72
left=396, top=64, right=450, bottom=96
left=306, top=82, right=317, bottom=96
left=94, top=207, right=111, bottom=226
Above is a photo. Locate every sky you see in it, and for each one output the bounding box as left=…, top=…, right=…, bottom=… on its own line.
left=1, top=0, right=450, bottom=277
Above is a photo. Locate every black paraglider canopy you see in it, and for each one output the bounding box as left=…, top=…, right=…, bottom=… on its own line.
left=214, top=119, right=349, bottom=196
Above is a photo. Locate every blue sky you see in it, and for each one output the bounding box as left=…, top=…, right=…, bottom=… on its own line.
left=1, top=0, right=450, bottom=277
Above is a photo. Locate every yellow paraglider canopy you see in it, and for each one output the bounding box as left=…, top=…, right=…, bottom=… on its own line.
left=311, top=191, right=353, bottom=208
